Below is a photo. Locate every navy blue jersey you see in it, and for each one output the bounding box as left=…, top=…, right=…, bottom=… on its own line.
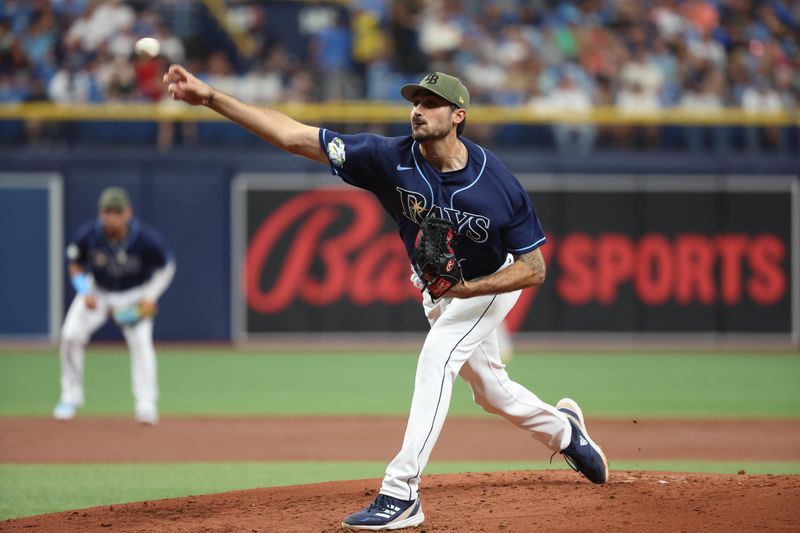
left=66, top=218, right=174, bottom=292
left=319, top=129, right=546, bottom=280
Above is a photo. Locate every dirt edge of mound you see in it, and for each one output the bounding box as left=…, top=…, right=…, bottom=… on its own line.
left=3, top=470, right=799, bottom=532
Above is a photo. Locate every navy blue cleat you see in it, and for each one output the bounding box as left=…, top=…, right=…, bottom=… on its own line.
left=341, top=494, right=424, bottom=530
left=557, top=398, right=609, bottom=484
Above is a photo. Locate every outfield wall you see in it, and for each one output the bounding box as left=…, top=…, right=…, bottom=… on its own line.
left=0, top=147, right=797, bottom=344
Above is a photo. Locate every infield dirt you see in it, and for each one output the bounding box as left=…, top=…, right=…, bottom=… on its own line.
left=2, top=416, right=799, bottom=531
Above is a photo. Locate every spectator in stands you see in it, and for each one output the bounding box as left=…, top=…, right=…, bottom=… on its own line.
left=681, top=0, right=719, bottom=36
left=615, top=44, right=665, bottom=149
left=687, top=30, right=726, bottom=69
left=351, top=5, right=389, bottom=84
left=0, top=20, right=14, bottom=67
left=652, top=0, right=685, bottom=41
left=418, top=4, right=463, bottom=59
left=463, top=50, right=507, bottom=104
left=66, top=0, right=134, bottom=53
left=20, top=6, right=56, bottom=69
left=543, top=71, right=595, bottom=156
left=98, top=55, right=137, bottom=101
left=153, top=22, right=185, bottom=64
left=106, top=19, right=137, bottom=60
left=22, top=74, right=54, bottom=144
left=0, top=0, right=36, bottom=34
left=133, top=53, right=164, bottom=102
left=202, top=51, right=236, bottom=99
left=741, top=75, right=786, bottom=152
left=50, top=0, right=89, bottom=20
left=237, top=53, right=284, bottom=104
left=309, top=10, right=359, bottom=100
left=388, top=0, right=426, bottom=74
left=285, top=68, right=315, bottom=103
left=615, top=81, right=662, bottom=150
left=620, top=45, right=665, bottom=104
left=0, top=73, right=22, bottom=102
left=678, top=69, right=727, bottom=152
left=47, top=55, right=99, bottom=103
left=0, top=0, right=797, bottom=152
left=0, top=33, right=29, bottom=85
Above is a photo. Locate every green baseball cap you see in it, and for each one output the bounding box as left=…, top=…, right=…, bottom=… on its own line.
left=98, top=187, right=131, bottom=210
left=401, top=72, right=470, bottom=110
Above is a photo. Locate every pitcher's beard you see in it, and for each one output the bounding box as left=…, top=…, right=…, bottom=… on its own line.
left=412, top=126, right=450, bottom=141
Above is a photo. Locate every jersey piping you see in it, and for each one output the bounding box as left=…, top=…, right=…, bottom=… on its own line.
left=320, top=129, right=340, bottom=177
left=410, top=140, right=435, bottom=208
left=448, top=144, right=487, bottom=209
left=508, top=235, right=547, bottom=253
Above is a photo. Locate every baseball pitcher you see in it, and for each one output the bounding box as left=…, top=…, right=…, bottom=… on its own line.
left=165, top=66, right=607, bottom=530
left=53, top=187, right=175, bottom=425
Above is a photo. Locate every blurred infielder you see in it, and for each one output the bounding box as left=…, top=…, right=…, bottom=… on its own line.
left=53, top=187, right=175, bottom=425
left=164, top=65, right=607, bottom=529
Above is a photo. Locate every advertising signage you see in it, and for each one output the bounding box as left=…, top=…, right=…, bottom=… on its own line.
left=232, top=174, right=798, bottom=343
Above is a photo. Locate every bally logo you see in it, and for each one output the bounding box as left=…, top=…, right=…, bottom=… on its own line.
left=242, top=188, right=791, bottom=338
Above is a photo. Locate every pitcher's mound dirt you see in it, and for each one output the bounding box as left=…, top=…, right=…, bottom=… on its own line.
left=3, top=470, right=800, bottom=532
left=2, top=417, right=799, bottom=531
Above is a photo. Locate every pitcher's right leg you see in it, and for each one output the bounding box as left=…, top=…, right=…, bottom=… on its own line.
left=459, top=339, right=571, bottom=452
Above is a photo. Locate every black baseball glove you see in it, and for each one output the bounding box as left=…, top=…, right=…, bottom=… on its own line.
left=413, top=217, right=463, bottom=300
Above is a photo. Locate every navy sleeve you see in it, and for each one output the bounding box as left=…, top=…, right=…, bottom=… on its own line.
left=65, top=222, right=93, bottom=265
left=319, top=128, right=383, bottom=192
left=141, top=226, right=173, bottom=268
left=501, top=190, right=547, bottom=254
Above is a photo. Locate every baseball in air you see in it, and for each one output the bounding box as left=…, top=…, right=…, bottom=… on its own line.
left=134, top=37, right=160, bottom=58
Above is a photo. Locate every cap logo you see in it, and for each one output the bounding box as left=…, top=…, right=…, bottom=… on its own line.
left=423, top=73, right=439, bottom=85
left=458, top=96, right=464, bottom=103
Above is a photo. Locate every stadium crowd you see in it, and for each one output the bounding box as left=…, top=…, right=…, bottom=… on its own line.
left=0, top=0, right=797, bottom=150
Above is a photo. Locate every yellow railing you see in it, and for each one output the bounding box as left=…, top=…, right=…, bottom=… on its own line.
left=0, top=102, right=796, bottom=125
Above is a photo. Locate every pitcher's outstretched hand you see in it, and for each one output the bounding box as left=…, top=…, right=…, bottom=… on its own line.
left=163, top=64, right=213, bottom=106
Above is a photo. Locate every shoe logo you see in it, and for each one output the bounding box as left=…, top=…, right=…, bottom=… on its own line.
left=397, top=163, right=414, bottom=171
left=374, top=504, right=401, bottom=519
left=579, top=436, right=589, bottom=446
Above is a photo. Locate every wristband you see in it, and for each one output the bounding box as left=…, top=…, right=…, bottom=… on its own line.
left=70, top=273, right=91, bottom=295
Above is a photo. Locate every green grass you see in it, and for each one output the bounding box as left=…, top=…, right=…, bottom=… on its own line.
left=1, top=349, right=799, bottom=418
left=2, top=460, right=798, bottom=520
left=1, top=348, right=798, bottom=520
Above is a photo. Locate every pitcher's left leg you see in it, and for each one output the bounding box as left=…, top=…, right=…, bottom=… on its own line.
left=381, top=291, right=518, bottom=501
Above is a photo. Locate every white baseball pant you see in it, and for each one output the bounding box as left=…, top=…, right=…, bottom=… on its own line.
left=381, top=255, right=572, bottom=501
left=58, top=285, right=158, bottom=412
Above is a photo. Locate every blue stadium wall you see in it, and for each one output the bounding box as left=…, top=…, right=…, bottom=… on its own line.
left=1, top=145, right=797, bottom=341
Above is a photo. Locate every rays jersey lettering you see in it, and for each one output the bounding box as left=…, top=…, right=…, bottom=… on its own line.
left=67, top=218, right=173, bottom=292
left=319, top=129, right=547, bottom=279
left=396, top=187, right=490, bottom=243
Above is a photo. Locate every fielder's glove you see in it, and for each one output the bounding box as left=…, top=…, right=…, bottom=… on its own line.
left=113, top=301, right=157, bottom=327
left=413, top=217, right=463, bottom=300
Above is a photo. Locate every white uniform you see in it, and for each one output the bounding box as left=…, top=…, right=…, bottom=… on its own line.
left=59, top=279, right=171, bottom=418
left=55, top=213, right=175, bottom=424
left=381, top=257, right=571, bottom=500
